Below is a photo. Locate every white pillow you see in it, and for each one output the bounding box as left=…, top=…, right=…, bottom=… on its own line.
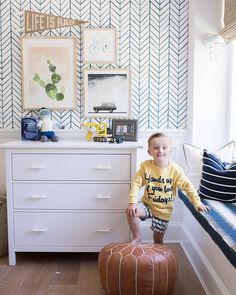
left=182, top=141, right=235, bottom=190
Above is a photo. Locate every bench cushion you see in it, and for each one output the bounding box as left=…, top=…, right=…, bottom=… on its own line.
left=179, top=190, right=236, bottom=268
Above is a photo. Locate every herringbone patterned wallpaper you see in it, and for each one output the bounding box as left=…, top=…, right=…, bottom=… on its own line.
left=0, top=0, right=189, bottom=130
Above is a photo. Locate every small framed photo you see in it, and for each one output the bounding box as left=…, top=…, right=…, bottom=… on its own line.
left=21, top=37, right=77, bottom=110
left=83, top=68, right=131, bottom=118
left=83, top=28, right=117, bottom=64
left=112, top=119, right=138, bottom=141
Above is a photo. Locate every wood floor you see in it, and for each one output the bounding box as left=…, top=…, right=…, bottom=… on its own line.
left=0, top=243, right=207, bottom=295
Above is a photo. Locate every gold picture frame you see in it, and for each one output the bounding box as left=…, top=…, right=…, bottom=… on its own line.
left=21, top=36, right=77, bottom=110
left=83, top=28, right=118, bottom=64
left=83, top=68, right=132, bottom=118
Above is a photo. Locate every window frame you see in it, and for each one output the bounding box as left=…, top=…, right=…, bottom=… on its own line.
left=229, top=41, right=236, bottom=142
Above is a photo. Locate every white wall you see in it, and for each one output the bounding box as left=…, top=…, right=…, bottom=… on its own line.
left=188, top=0, right=230, bottom=150
left=229, top=42, right=236, bottom=142
left=184, top=2, right=235, bottom=293
left=182, top=207, right=235, bottom=295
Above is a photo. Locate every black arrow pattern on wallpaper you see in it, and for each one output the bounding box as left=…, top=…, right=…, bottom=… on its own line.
left=0, top=0, right=188, bottom=130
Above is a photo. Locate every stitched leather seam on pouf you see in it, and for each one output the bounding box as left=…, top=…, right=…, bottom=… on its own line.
left=98, top=243, right=178, bottom=295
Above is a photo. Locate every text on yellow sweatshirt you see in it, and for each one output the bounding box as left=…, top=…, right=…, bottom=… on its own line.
left=129, top=160, right=201, bottom=220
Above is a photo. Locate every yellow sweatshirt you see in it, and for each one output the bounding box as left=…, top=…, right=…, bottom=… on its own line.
left=129, top=160, right=201, bottom=220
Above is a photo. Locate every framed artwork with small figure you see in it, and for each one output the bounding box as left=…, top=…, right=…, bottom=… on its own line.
left=112, top=119, right=138, bottom=141
left=83, top=69, right=131, bottom=118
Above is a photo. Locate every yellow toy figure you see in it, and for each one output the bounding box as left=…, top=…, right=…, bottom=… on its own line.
left=82, top=122, right=108, bottom=142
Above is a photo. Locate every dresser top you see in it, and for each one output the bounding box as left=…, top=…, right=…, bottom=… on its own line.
left=0, top=139, right=144, bottom=150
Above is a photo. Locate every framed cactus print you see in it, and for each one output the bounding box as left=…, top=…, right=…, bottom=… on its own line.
left=21, top=37, right=76, bottom=110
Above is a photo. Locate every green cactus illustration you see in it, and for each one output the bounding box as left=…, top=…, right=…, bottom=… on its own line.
left=33, top=60, right=64, bottom=101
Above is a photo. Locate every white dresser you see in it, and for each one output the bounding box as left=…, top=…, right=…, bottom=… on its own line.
left=1, top=139, right=142, bottom=265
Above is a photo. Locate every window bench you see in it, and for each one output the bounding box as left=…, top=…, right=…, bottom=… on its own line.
left=179, top=190, right=236, bottom=295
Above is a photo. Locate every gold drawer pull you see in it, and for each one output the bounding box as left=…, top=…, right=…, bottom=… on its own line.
left=30, top=195, right=46, bottom=199
left=31, top=228, right=47, bottom=232
left=30, top=165, right=46, bottom=169
left=96, top=195, right=111, bottom=199
left=96, top=166, right=111, bottom=170
left=96, top=228, right=111, bottom=233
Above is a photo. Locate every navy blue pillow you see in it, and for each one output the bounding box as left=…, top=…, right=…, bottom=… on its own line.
left=199, top=150, right=236, bottom=203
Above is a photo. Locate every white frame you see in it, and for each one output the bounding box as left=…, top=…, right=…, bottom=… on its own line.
left=83, top=28, right=117, bottom=64
left=21, top=37, right=77, bottom=110
left=83, top=69, right=131, bottom=118
left=229, top=42, right=236, bottom=142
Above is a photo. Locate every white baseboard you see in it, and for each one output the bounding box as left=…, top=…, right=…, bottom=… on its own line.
left=141, top=220, right=234, bottom=295
left=140, top=221, right=183, bottom=243
left=181, top=225, right=233, bottom=295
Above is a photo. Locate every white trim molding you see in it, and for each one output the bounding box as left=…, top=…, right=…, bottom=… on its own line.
left=181, top=207, right=235, bottom=295
left=141, top=221, right=183, bottom=244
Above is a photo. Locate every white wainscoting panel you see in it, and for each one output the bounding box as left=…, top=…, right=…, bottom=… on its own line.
left=181, top=206, right=235, bottom=295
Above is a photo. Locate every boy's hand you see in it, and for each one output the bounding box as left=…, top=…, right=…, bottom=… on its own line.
left=126, top=203, right=138, bottom=217
left=197, top=203, right=211, bottom=212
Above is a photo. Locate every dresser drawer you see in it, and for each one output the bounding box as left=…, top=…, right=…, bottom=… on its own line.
left=12, top=153, right=131, bottom=181
left=14, top=212, right=129, bottom=246
left=13, top=183, right=130, bottom=209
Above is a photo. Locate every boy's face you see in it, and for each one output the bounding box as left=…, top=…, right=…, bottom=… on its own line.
left=148, top=136, right=172, bottom=166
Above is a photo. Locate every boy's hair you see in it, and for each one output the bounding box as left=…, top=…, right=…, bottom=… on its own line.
left=148, top=132, right=169, bottom=147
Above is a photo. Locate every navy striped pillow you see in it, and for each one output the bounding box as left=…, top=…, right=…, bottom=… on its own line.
left=199, top=150, right=236, bottom=203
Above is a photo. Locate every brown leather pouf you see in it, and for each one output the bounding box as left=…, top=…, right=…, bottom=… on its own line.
left=98, top=243, right=177, bottom=295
